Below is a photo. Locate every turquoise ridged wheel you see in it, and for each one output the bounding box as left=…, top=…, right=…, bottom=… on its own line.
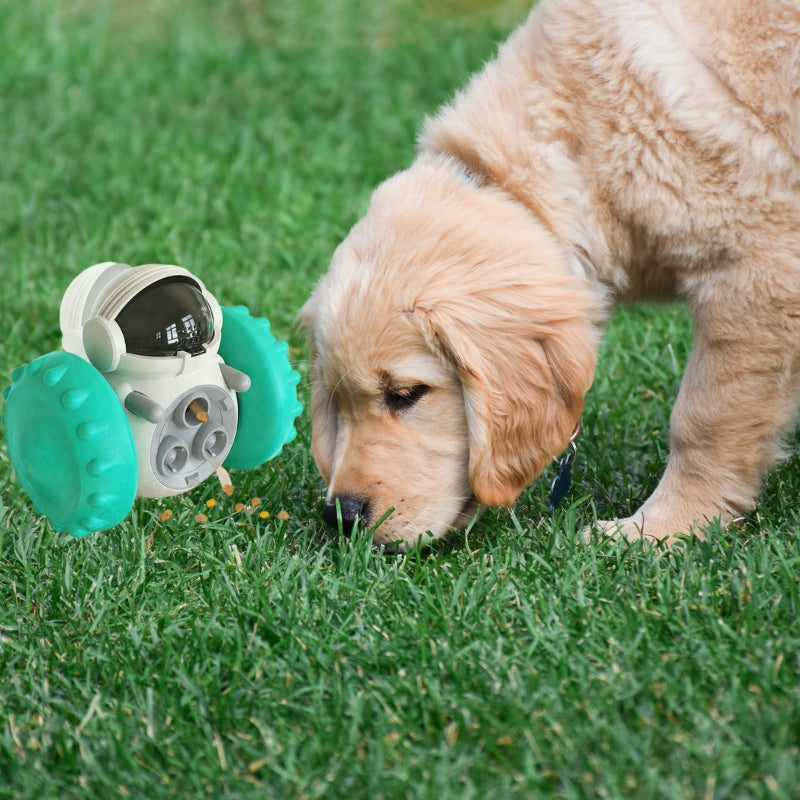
left=2, top=351, right=138, bottom=537
left=219, top=306, right=303, bottom=470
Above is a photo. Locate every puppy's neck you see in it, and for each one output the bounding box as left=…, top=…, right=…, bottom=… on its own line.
left=418, top=16, right=616, bottom=295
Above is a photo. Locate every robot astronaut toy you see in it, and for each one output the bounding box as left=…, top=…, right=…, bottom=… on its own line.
left=2, top=262, right=303, bottom=538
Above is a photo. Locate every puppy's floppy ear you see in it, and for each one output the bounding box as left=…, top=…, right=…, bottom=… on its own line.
left=414, top=277, right=598, bottom=507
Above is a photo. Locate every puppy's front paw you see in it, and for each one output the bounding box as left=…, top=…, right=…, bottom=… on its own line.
left=585, top=512, right=701, bottom=547
left=590, top=514, right=646, bottom=541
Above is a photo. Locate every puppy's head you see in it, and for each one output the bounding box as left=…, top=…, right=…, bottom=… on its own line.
left=302, top=156, right=599, bottom=547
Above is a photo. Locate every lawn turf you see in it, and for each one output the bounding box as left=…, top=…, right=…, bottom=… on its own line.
left=0, top=1, right=798, bottom=798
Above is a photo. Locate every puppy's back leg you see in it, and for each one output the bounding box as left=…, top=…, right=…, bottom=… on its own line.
left=601, top=255, right=800, bottom=543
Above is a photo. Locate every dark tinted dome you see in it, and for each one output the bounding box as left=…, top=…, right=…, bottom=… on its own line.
left=115, top=277, right=214, bottom=357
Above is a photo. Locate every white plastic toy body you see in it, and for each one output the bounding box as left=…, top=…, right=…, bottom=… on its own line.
left=60, top=262, right=248, bottom=497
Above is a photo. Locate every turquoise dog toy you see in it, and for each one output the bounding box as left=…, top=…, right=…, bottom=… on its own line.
left=2, top=262, right=303, bottom=537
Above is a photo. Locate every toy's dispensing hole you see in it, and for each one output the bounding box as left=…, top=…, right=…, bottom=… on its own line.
left=150, top=384, right=237, bottom=492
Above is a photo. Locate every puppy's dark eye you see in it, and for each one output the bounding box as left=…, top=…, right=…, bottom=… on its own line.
left=384, top=384, right=429, bottom=414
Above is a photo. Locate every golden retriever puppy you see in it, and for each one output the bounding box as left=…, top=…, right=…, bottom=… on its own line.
left=302, top=0, right=800, bottom=547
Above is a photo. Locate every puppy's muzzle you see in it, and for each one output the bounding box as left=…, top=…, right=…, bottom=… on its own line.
left=322, top=494, right=371, bottom=537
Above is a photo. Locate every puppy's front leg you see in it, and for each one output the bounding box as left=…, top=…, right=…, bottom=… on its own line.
left=598, top=274, right=800, bottom=544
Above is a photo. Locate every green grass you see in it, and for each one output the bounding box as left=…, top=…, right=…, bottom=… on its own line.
left=1, top=1, right=798, bottom=798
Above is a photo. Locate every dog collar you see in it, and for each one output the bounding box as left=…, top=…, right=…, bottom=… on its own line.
left=548, top=419, right=581, bottom=513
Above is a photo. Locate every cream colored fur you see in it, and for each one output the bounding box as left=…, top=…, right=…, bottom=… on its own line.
left=302, top=0, right=800, bottom=547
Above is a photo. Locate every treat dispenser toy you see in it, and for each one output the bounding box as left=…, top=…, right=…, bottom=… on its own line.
left=2, top=262, right=303, bottom=537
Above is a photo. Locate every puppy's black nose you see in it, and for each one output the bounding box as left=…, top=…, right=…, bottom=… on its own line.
left=322, top=495, right=370, bottom=536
